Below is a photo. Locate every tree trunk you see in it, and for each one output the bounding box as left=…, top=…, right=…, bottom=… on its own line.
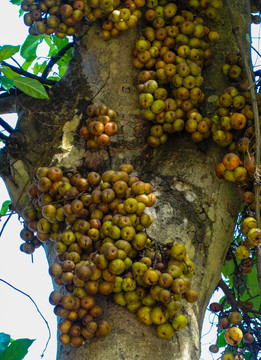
left=0, top=1, right=251, bottom=359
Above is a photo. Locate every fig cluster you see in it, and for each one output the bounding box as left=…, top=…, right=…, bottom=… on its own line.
left=215, top=152, right=251, bottom=184
left=21, top=0, right=145, bottom=39
left=21, top=0, right=87, bottom=38
left=212, top=53, right=260, bottom=188
left=113, top=242, right=198, bottom=339
left=133, top=3, right=222, bottom=147
left=212, top=83, right=253, bottom=150
left=79, top=103, right=118, bottom=149
left=233, top=216, right=261, bottom=273
left=20, top=164, right=197, bottom=346
left=208, top=303, right=255, bottom=359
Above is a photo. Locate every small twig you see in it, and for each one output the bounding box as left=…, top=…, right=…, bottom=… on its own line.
left=225, top=0, right=261, bottom=298
left=41, top=42, right=74, bottom=79
left=0, top=117, right=14, bottom=134
left=251, top=44, right=261, bottom=60
left=0, top=278, right=51, bottom=358
left=1, top=61, right=57, bottom=86
left=10, top=56, right=22, bottom=69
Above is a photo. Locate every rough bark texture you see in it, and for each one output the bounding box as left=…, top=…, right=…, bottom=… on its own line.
left=0, top=1, right=251, bottom=359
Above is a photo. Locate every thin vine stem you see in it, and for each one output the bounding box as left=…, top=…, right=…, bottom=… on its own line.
left=0, top=278, right=51, bottom=358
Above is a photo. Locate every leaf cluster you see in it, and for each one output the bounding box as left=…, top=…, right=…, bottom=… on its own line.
left=0, top=333, right=34, bottom=360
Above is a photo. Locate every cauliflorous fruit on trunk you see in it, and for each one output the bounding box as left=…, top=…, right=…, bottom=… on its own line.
left=222, top=153, right=240, bottom=171
left=143, top=269, right=159, bottom=285
left=49, top=290, right=62, bottom=306
left=114, top=292, right=127, bottom=306
left=229, top=311, right=243, bottom=325
left=109, top=259, right=126, bottom=275
left=229, top=65, right=242, bottom=79
left=247, top=228, right=261, bottom=245
left=233, top=167, right=247, bottom=182
left=157, top=323, right=175, bottom=339
left=244, top=155, right=255, bottom=175
left=243, top=333, right=254, bottom=344
left=184, top=289, right=198, bottom=303
left=61, top=293, right=77, bottom=310
left=150, top=306, right=169, bottom=325
left=219, top=317, right=230, bottom=329
left=59, top=333, right=71, bottom=345
left=209, top=302, right=222, bottom=312
left=235, top=245, right=250, bottom=259
left=171, top=278, right=187, bottom=294
left=225, top=326, right=243, bottom=345
left=132, top=261, right=148, bottom=276
left=96, top=320, right=111, bottom=338
left=75, top=264, right=92, bottom=281
left=209, top=344, right=219, bottom=353
left=241, top=217, right=257, bottom=234
left=172, top=314, right=187, bottom=330
left=230, top=113, right=246, bottom=130
left=137, top=306, right=153, bottom=324
left=171, top=243, right=186, bottom=260
left=122, top=277, right=136, bottom=291
left=221, top=353, right=235, bottom=359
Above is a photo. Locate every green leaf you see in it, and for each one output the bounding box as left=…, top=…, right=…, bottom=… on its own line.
left=239, top=266, right=261, bottom=313
left=19, top=9, right=24, bottom=17
left=244, top=351, right=251, bottom=360
left=22, top=56, right=37, bottom=71
left=59, top=65, right=67, bottom=77
left=217, top=331, right=226, bottom=348
left=44, top=36, right=52, bottom=46
left=0, top=334, right=11, bottom=356
left=222, top=259, right=235, bottom=277
left=13, top=76, right=49, bottom=99
left=9, top=0, right=23, bottom=4
left=0, top=201, right=12, bottom=216
left=0, top=338, right=35, bottom=360
left=0, top=45, right=20, bottom=61
left=0, top=76, right=14, bottom=91
left=219, top=295, right=226, bottom=305
left=47, top=44, right=57, bottom=58
left=33, top=61, right=47, bottom=75
left=46, top=76, right=60, bottom=81
left=0, top=66, right=18, bottom=80
left=20, top=35, right=42, bottom=61
left=52, top=36, right=69, bottom=51
left=33, top=63, right=40, bottom=75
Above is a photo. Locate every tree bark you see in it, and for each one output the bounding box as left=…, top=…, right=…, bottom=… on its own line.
left=0, top=1, right=251, bottom=359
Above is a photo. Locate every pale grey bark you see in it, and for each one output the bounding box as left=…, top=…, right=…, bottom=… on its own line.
left=0, top=1, right=251, bottom=359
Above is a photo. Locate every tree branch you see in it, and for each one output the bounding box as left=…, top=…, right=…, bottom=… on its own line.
left=41, top=42, right=74, bottom=79
left=0, top=94, right=19, bottom=114
left=0, top=117, right=14, bottom=134
left=225, top=0, right=261, bottom=298
left=218, top=279, right=256, bottom=316
left=1, top=61, right=57, bottom=86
